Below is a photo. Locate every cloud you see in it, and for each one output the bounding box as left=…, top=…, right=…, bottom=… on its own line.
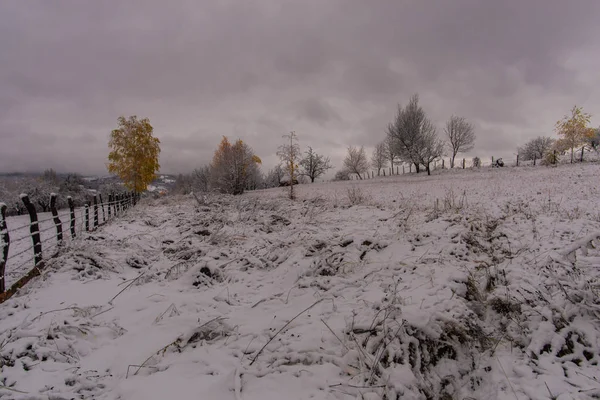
left=0, top=0, right=599, bottom=174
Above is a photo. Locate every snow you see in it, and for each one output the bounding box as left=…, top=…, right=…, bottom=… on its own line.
left=1, top=163, right=600, bottom=400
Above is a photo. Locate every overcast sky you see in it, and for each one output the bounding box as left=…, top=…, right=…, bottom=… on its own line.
left=1, top=0, right=599, bottom=175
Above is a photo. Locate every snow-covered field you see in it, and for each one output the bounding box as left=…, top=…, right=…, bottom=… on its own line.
left=1, top=164, right=599, bottom=400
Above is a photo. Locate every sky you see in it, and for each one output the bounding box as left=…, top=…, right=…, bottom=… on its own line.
left=1, top=0, right=599, bottom=175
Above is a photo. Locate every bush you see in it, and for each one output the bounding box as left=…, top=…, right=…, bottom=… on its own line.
left=333, top=170, right=350, bottom=181
left=472, top=157, right=481, bottom=168
left=346, top=186, right=369, bottom=205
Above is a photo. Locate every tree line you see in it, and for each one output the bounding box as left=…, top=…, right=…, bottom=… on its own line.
left=340, top=94, right=475, bottom=179
left=517, top=106, right=599, bottom=164
left=9, top=101, right=595, bottom=209
left=173, top=134, right=333, bottom=197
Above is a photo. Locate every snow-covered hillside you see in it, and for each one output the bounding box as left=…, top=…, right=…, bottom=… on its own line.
left=1, top=164, right=599, bottom=400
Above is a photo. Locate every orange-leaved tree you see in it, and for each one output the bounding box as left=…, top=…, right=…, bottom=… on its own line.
left=210, top=136, right=261, bottom=195
left=107, top=115, right=161, bottom=193
left=555, top=106, right=592, bottom=163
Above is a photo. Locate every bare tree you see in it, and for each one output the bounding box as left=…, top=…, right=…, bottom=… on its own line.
left=445, top=116, right=475, bottom=168
left=518, top=136, right=555, bottom=161
left=277, top=131, right=300, bottom=199
left=299, top=147, right=333, bottom=183
left=192, top=165, right=211, bottom=192
left=415, top=127, right=445, bottom=175
left=371, top=142, right=388, bottom=176
left=387, top=94, right=430, bottom=173
left=264, top=165, right=284, bottom=188
left=384, top=135, right=399, bottom=173
left=343, top=146, right=369, bottom=180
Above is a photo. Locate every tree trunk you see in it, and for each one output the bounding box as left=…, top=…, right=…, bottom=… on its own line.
left=571, top=147, right=574, bottom=163
left=414, top=163, right=420, bottom=173
left=426, top=163, right=431, bottom=175
left=450, top=155, right=456, bottom=168
left=377, top=168, right=381, bottom=176
left=310, top=176, right=315, bottom=183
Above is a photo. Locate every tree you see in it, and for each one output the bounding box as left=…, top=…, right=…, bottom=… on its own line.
left=386, top=94, right=429, bottom=173
left=107, top=115, right=161, bottom=193
left=192, top=166, right=211, bottom=192
left=277, top=131, right=300, bottom=199
left=299, top=147, right=333, bottom=183
left=518, top=136, right=555, bottom=161
left=264, top=165, right=285, bottom=188
left=445, top=116, right=475, bottom=168
left=42, top=168, right=59, bottom=184
left=415, top=127, right=445, bottom=175
left=384, top=136, right=399, bottom=173
left=555, top=106, right=592, bottom=163
left=343, top=146, right=369, bottom=179
left=244, top=161, right=263, bottom=191
left=588, top=127, right=600, bottom=151
left=387, top=94, right=443, bottom=175
left=371, top=142, right=388, bottom=176
left=211, top=136, right=261, bottom=195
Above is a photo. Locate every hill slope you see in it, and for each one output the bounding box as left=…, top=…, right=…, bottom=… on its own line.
left=1, top=164, right=599, bottom=400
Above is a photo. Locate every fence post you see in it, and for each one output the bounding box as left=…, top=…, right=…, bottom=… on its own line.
left=442, top=159, right=445, bottom=169
left=581, top=146, right=584, bottom=162
left=533, top=155, right=536, bottom=166
left=50, top=193, right=63, bottom=245
left=107, top=194, right=112, bottom=219
left=85, top=202, right=90, bottom=232
left=113, top=193, right=118, bottom=216
left=553, top=150, right=557, bottom=165
left=403, top=165, right=405, bottom=174
left=516, top=154, right=519, bottom=167
left=383, top=169, right=385, bottom=177
left=99, top=193, right=106, bottom=223
left=409, top=164, right=412, bottom=173
left=68, top=197, right=76, bottom=239
left=21, top=194, right=42, bottom=266
left=132, top=191, right=137, bottom=207
left=93, top=195, right=99, bottom=229
left=463, top=158, right=465, bottom=169
left=491, top=156, right=494, bottom=166
left=0, top=203, right=9, bottom=293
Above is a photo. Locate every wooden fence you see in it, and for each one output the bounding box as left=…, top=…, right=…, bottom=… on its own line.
left=0, top=191, right=139, bottom=303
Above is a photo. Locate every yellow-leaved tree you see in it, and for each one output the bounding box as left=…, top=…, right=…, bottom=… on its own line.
left=555, top=106, right=592, bottom=163
left=210, top=136, right=261, bottom=195
left=107, top=116, right=161, bottom=193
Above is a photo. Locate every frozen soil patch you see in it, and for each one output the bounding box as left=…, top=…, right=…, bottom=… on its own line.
left=1, top=164, right=600, bottom=399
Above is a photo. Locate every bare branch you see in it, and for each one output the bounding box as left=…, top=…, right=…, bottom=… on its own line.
left=444, top=115, right=475, bottom=168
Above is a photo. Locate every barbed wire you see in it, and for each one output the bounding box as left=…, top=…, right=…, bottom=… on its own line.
left=1, top=193, right=139, bottom=291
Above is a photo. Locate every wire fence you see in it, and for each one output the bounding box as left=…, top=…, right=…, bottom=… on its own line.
left=348, top=146, right=600, bottom=180
left=0, top=191, right=140, bottom=302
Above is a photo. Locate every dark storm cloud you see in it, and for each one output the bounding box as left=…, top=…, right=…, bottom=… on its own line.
left=0, top=0, right=599, bottom=175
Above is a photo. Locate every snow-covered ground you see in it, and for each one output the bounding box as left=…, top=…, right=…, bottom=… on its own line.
left=1, top=164, right=599, bottom=400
